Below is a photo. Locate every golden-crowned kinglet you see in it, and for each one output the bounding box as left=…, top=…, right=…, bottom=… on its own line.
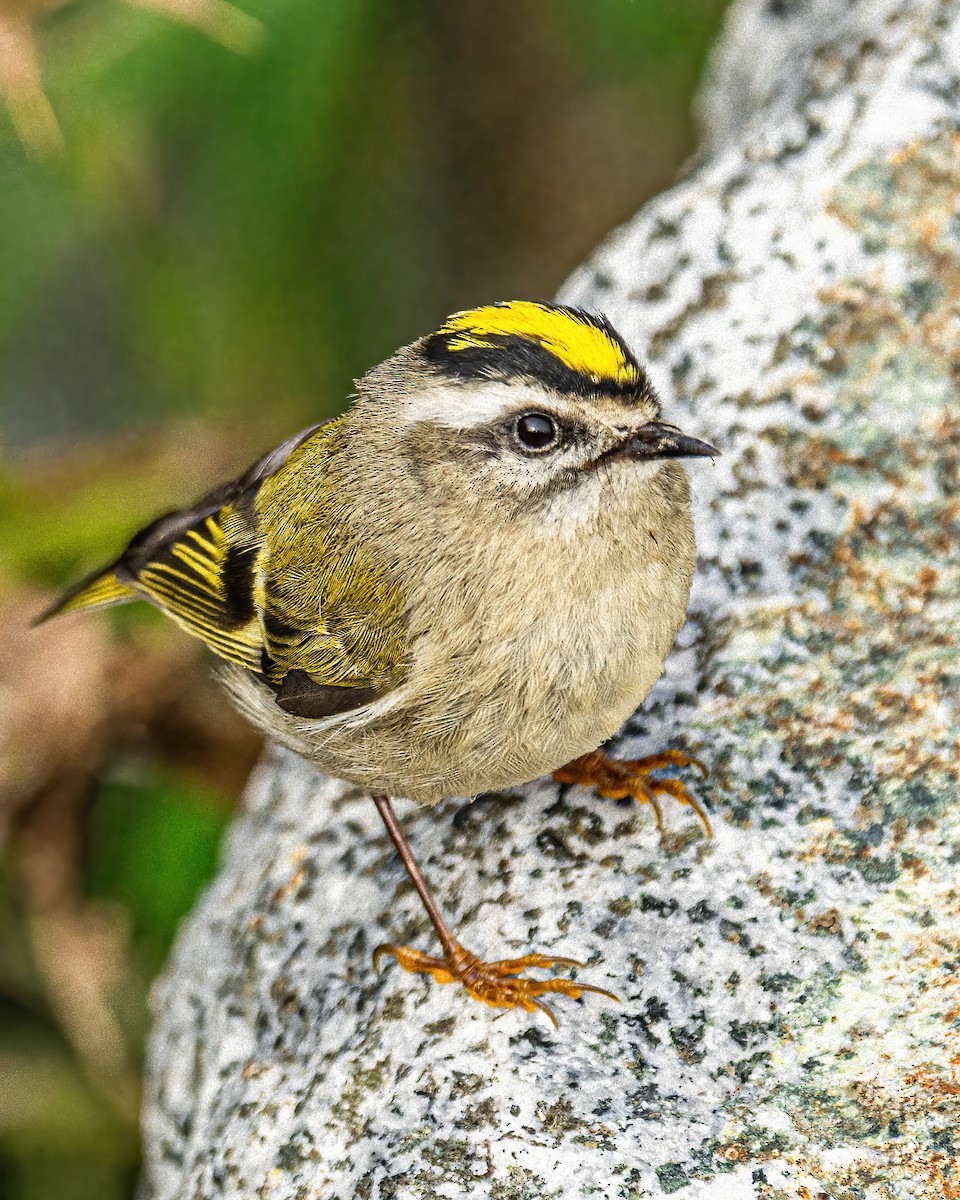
left=46, top=301, right=717, bottom=1024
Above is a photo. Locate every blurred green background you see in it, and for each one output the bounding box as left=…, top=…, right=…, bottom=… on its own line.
left=0, top=2, right=728, bottom=1196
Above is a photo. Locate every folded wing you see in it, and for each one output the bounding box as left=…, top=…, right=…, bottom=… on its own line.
left=41, top=421, right=407, bottom=709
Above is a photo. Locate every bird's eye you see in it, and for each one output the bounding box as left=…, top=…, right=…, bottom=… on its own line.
left=515, top=412, right=559, bottom=451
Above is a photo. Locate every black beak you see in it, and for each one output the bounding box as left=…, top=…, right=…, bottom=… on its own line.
left=611, top=421, right=719, bottom=462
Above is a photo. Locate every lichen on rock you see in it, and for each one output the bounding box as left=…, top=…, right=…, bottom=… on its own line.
left=141, top=2, right=960, bottom=1197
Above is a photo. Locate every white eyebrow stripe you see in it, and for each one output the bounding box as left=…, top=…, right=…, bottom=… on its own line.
left=402, top=379, right=575, bottom=429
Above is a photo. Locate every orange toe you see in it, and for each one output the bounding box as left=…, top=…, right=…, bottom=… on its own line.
left=553, top=748, right=712, bottom=835
left=373, top=939, right=619, bottom=1026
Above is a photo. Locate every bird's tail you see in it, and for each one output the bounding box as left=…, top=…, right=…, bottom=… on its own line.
left=36, top=566, right=136, bottom=624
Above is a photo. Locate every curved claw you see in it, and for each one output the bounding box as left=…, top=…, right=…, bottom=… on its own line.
left=647, top=777, right=713, bottom=836
left=575, top=982, right=621, bottom=1005
left=646, top=789, right=665, bottom=832
left=372, top=943, right=396, bottom=974
left=488, top=953, right=585, bottom=974
left=531, top=997, right=560, bottom=1028
left=674, top=755, right=708, bottom=780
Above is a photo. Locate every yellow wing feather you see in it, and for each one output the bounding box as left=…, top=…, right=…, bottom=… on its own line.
left=44, top=570, right=136, bottom=617
left=45, top=418, right=408, bottom=701
left=134, top=509, right=263, bottom=671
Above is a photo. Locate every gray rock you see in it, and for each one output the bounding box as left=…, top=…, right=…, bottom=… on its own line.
left=141, top=1, right=960, bottom=1196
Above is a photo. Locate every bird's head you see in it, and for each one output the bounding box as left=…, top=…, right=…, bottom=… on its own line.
left=351, top=301, right=717, bottom=529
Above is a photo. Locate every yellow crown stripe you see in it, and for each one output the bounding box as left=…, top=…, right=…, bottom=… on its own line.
left=439, top=302, right=639, bottom=385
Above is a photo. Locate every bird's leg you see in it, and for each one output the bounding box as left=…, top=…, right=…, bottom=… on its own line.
left=553, top=748, right=711, bottom=835
left=370, top=794, right=618, bottom=1026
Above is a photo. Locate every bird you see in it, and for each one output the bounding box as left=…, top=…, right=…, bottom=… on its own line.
left=43, top=300, right=718, bottom=1025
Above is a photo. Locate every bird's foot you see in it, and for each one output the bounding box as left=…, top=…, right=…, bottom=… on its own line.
left=372, top=940, right=619, bottom=1027
left=553, top=748, right=711, bottom=835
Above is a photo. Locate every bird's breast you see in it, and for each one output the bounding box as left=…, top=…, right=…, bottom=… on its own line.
left=262, top=476, right=697, bottom=804
left=392, top=505, right=694, bottom=796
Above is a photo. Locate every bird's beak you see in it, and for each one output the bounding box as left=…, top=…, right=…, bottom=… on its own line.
left=606, top=421, right=719, bottom=463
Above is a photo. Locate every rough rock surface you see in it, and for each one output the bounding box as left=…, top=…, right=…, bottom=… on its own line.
left=141, top=2, right=960, bottom=1196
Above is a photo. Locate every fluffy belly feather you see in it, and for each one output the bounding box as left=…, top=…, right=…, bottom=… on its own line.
left=228, top=522, right=694, bottom=804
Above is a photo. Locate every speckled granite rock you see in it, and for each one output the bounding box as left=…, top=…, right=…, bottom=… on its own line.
left=141, top=2, right=960, bottom=1197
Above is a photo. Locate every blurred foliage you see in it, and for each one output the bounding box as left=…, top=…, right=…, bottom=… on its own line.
left=1, top=0, right=728, bottom=450
left=0, top=1, right=729, bottom=1197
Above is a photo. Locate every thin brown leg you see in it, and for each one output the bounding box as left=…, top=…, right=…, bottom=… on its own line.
left=372, top=794, right=460, bottom=956
left=553, top=748, right=711, bottom=835
left=370, top=795, right=619, bottom=1026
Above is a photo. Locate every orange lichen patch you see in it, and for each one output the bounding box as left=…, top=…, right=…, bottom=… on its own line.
left=902, top=1067, right=960, bottom=1103
left=269, top=848, right=309, bottom=905
left=838, top=1150, right=960, bottom=1200
left=806, top=908, right=843, bottom=935
left=804, top=437, right=907, bottom=489
left=717, top=1142, right=748, bottom=1162
left=825, top=137, right=960, bottom=416
left=774, top=1144, right=960, bottom=1199
left=748, top=917, right=960, bottom=1197
left=711, top=393, right=960, bottom=803
left=270, top=866, right=306, bottom=906
left=835, top=129, right=960, bottom=246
